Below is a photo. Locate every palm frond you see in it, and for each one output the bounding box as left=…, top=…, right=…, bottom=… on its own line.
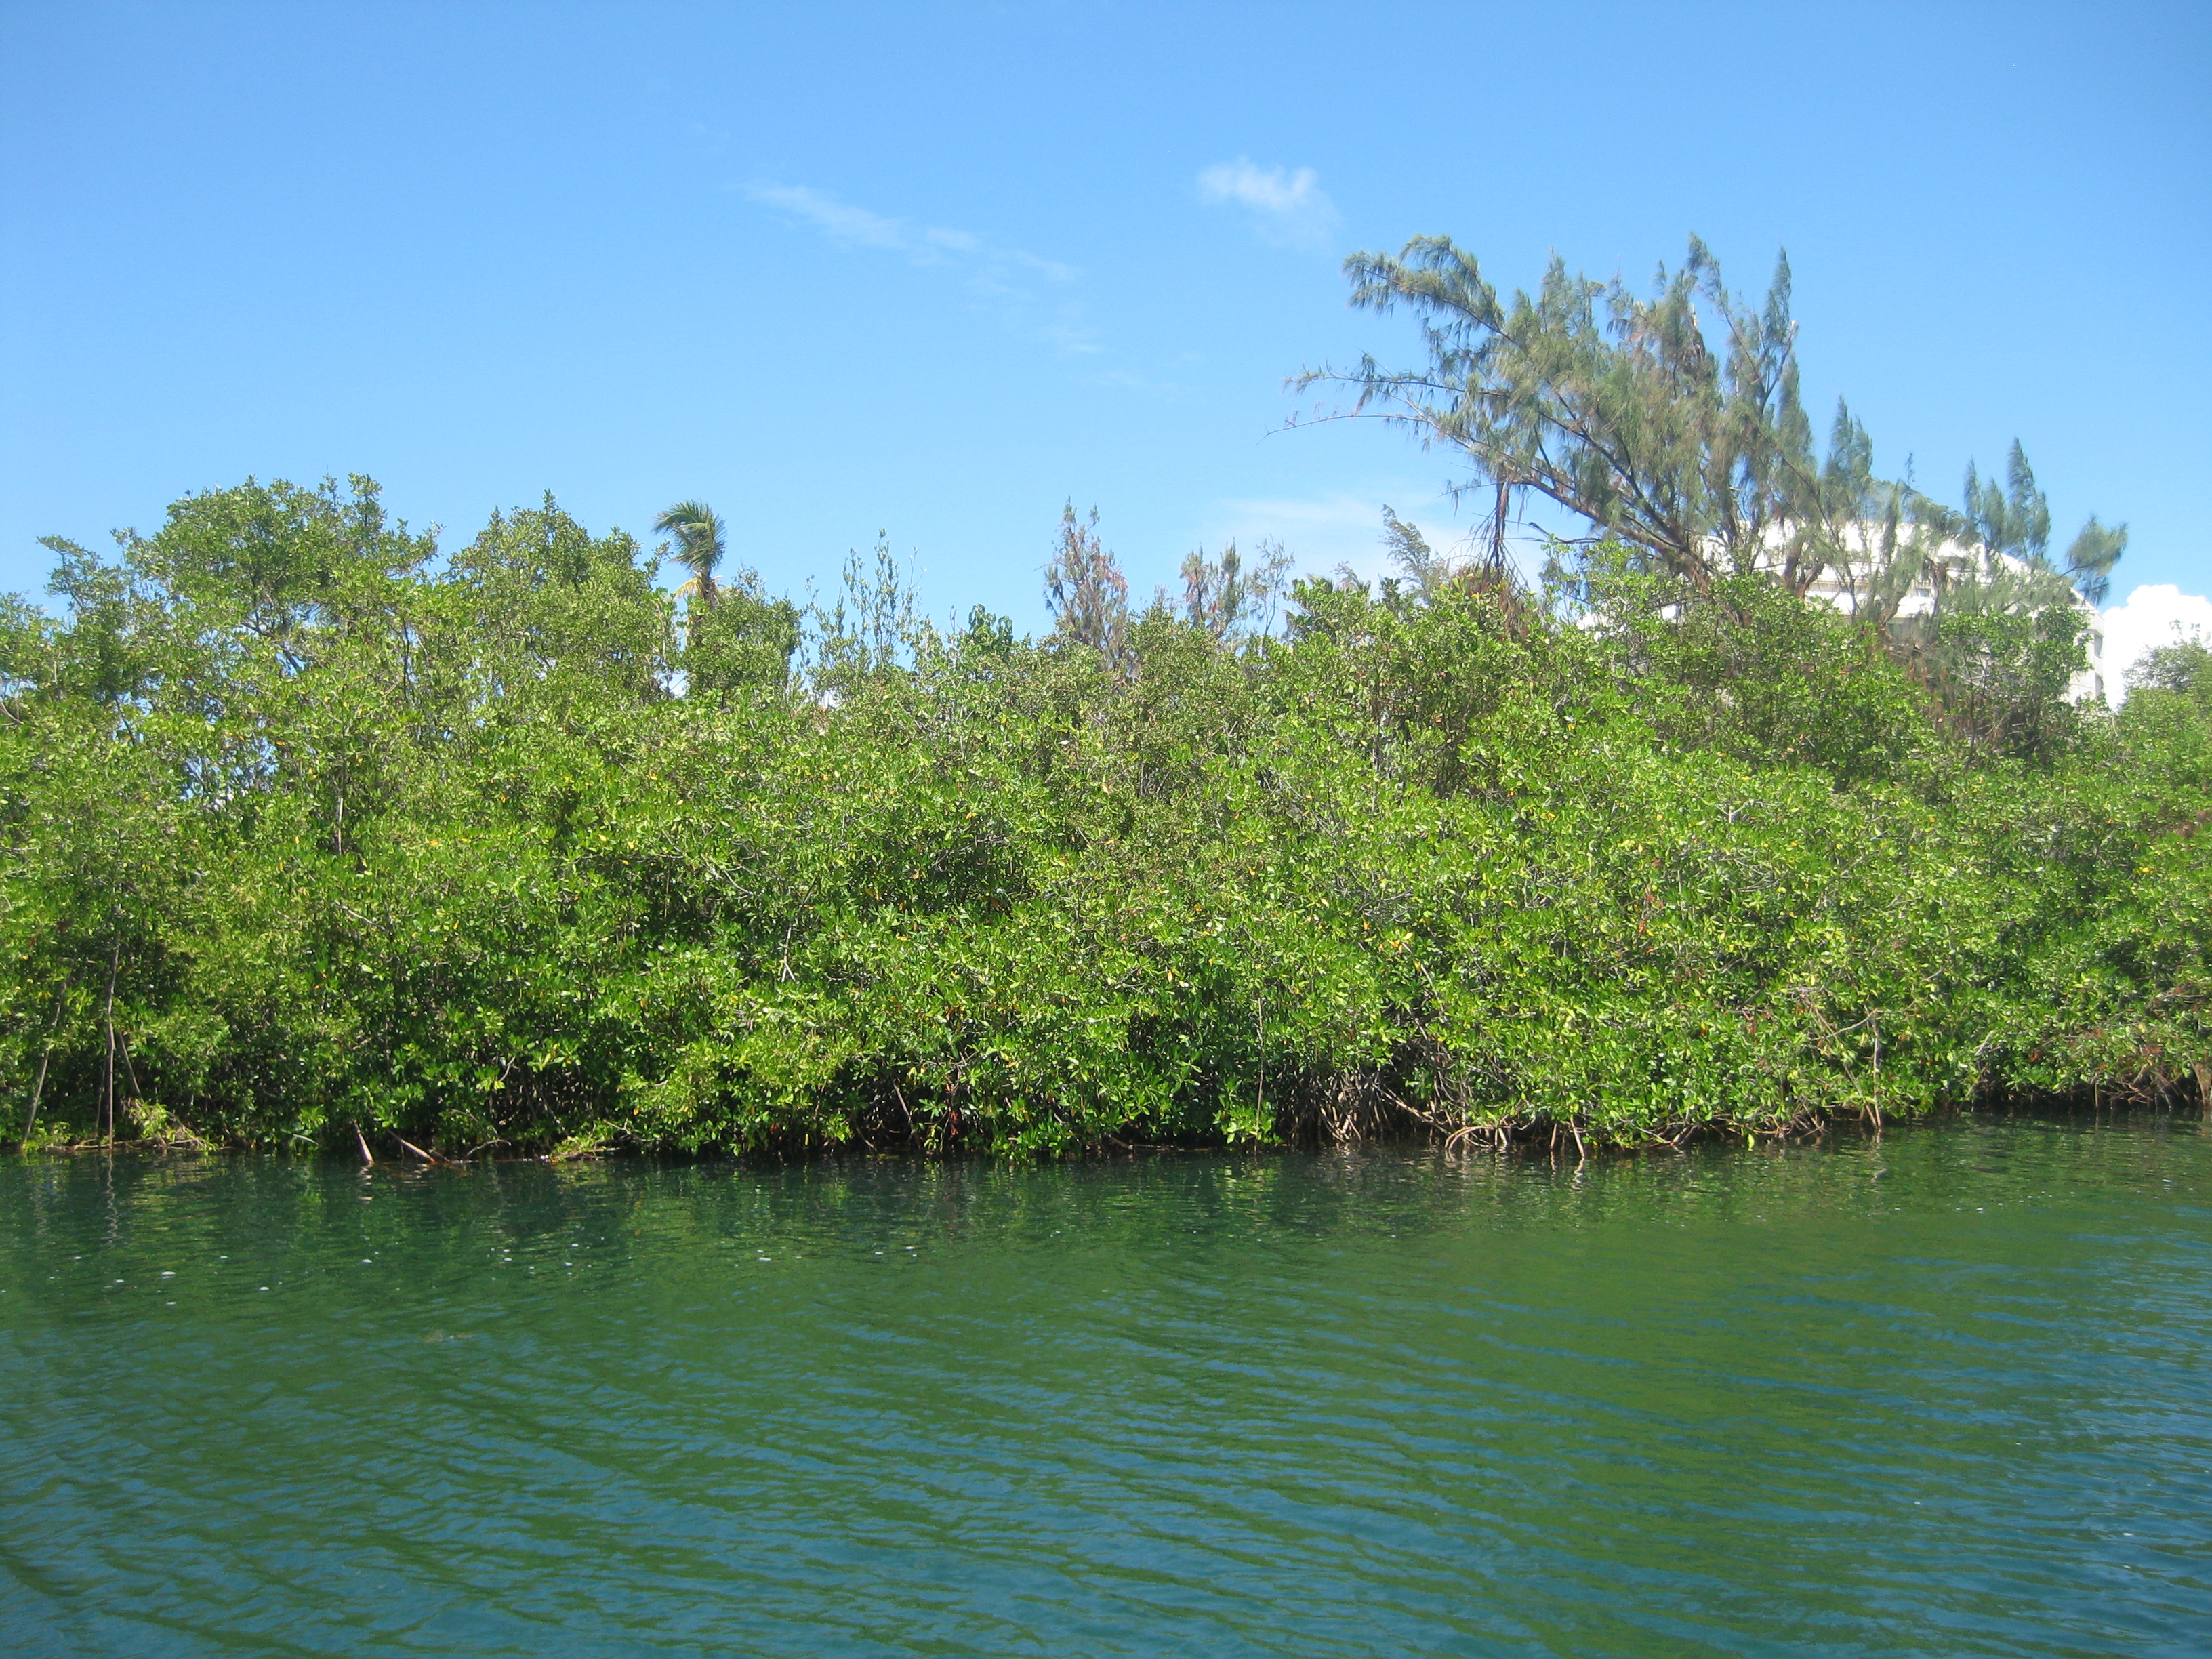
left=653, top=499, right=726, bottom=593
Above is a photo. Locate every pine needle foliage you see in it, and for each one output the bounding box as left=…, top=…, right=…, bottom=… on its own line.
left=1303, top=236, right=2128, bottom=625
left=1043, top=502, right=1130, bottom=671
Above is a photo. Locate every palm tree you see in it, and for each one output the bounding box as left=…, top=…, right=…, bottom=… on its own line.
left=654, top=499, right=726, bottom=611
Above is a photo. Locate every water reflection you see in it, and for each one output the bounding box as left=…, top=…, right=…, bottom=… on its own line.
left=3, top=1114, right=2208, bottom=1656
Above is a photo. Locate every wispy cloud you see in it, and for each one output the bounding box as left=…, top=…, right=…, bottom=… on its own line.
left=1196, top=159, right=1341, bottom=249
left=743, top=182, right=1094, bottom=350
left=1096, top=367, right=1185, bottom=396
left=748, top=183, right=917, bottom=254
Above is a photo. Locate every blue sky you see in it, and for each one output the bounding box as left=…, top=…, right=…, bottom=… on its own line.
left=3, top=0, right=2207, bottom=642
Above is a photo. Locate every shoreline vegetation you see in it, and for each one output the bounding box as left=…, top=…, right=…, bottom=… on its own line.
left=5, top=241, right=2209, bottom=1158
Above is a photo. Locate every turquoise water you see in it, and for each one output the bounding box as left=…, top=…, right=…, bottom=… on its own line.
left=3, top=1115, right=2209, bottom=1656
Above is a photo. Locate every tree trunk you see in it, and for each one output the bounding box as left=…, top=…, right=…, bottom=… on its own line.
left=20, top=991, right=63, bottom=1143
left=100, top=943, right=119, bottom=1146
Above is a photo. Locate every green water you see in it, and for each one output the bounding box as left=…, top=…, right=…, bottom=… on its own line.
left=3, top=1116, right=2209, bottom=1656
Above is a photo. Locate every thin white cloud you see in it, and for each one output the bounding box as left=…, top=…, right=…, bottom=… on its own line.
left=2102, top=582, right=2212, bottom=702
left=748, top=184, right=916, bottom=253
left=1008, top=249, right=1079, bottom=283
left=743, top=181, right=1095, bottom=351
left=1196, top=159, right=1341, bottom=249
left=1096, top=367, right=1185, bottom=396
left=923, top=225, right=981, bottom=255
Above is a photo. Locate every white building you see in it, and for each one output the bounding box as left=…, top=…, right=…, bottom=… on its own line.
left=1753, top=528, right=2106, bottom=703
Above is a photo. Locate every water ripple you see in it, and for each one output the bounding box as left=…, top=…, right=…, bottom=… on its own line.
left=3, top=1118, right=2209, bottom=1656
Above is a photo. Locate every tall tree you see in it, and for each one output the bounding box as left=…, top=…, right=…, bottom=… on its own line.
left=1044, top=503, right=1130, bottom=668
left=1308, top=236, right=2125, bottom=614
left=1303, top=237, right=1840, bottom=595
left=655, top=499, right=726, bottom=616
left=1913, top=441, right=2126, bottom=606
left=1378, top=507, right=1443, bottom=599
left=1175, top=537, right=1294, bottom=640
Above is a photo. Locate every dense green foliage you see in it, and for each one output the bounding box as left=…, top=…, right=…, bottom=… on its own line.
left=3, top=477, right=2207, bottom=1156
